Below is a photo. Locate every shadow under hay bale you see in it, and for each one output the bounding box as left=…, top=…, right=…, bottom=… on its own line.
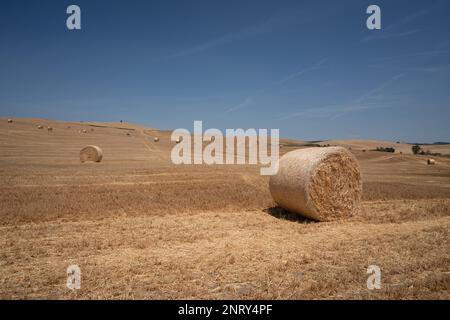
left=263, top=207, right=315, bottom=224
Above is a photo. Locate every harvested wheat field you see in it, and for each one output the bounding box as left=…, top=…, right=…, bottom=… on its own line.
left=0, top=117, right=449, bottom=300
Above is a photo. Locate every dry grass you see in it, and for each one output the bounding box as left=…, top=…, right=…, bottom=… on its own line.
left=0, top=117, right=449, bottom=299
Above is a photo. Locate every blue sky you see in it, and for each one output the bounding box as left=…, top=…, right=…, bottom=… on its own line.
left=1, top=0, right=449, bottom=142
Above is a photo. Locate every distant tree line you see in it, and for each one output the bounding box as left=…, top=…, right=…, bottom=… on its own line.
left=373, top=147, right=395, bottom=153
left=412, top=144, right=441, bottom=156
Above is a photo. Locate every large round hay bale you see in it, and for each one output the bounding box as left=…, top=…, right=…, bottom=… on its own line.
left=80, top=145, right=103, bottom=163
left=47, top=127, right=53, bottom=131
left=154, top=137, right=159, bottom=142
left=7, top=119, right=13, bottom=123
left=427, top=158, right=435, bottom=165
left=37, top=125, right=44, bottom=129
left=269, top=147, right=362, bottom=221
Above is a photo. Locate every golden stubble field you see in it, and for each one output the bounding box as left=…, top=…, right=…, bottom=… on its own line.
left=0, top=117, right=449, bottom=299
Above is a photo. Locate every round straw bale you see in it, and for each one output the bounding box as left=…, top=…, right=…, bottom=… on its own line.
left=269, top=147, right=362, bottom=221
left=154, top=137, right=159, bottom=142
left=427, top=158, right=435, bottom=165
left=7, top=119, right=13, bottom=123
left=37, top=125, right=44, bottom=129
left=80, top=145, right=103, bottom=163
left=175, top=138, right=181, bottom=144
left=47, top=127, right=53, bottom=131
left=82, top=129, right=87, bottom=133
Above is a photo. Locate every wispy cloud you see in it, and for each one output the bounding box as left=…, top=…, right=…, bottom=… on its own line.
left=385, top=7, right=431, bottom=29
left=224, top=96, right=254, bottom=114
left=415, top=65, right=450, bottom=72
left=276, top=58, right=328, bottom=85
left=370, top=50, right=450, bottom=63
left=355, top=73, right=405, bottom=103
left=436, top=39, right=450, bottom=50
left=165, top=26, right=264, bottom=59
left=281, top=99, right=404, bottom=120
left=279, top=73, right=406, bottom=120
left=223, top=58, right=328, bottom=114
left=363, top=29, right=421, bottom=41
left=160, top=4, right=313, bottom=61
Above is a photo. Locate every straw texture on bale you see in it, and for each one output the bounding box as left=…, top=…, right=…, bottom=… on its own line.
left=269, top=147, right=362, bottom=221
left=80, top=145, right=103, bottom=163
left=427, top=159, right=435, bottom=165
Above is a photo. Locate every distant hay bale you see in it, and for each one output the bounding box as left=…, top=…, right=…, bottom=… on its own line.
left=269, top=147, right=362, bottom=221
left=82, top=129, right=87, bottom=134
left=154, top=137, right=159, bottom=142
left=80, top=145, right=103, bottom=163
left=427, top=158, right=435, bottom=165
left=37, top=125, right=44, bottom=129
left=175, top=138, right=181, bottom=144
left=7, top=119, right=13, bottom=123
left=47, top=127, right=53, bottom=131
left=126, top=132, right=131, bottom=136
